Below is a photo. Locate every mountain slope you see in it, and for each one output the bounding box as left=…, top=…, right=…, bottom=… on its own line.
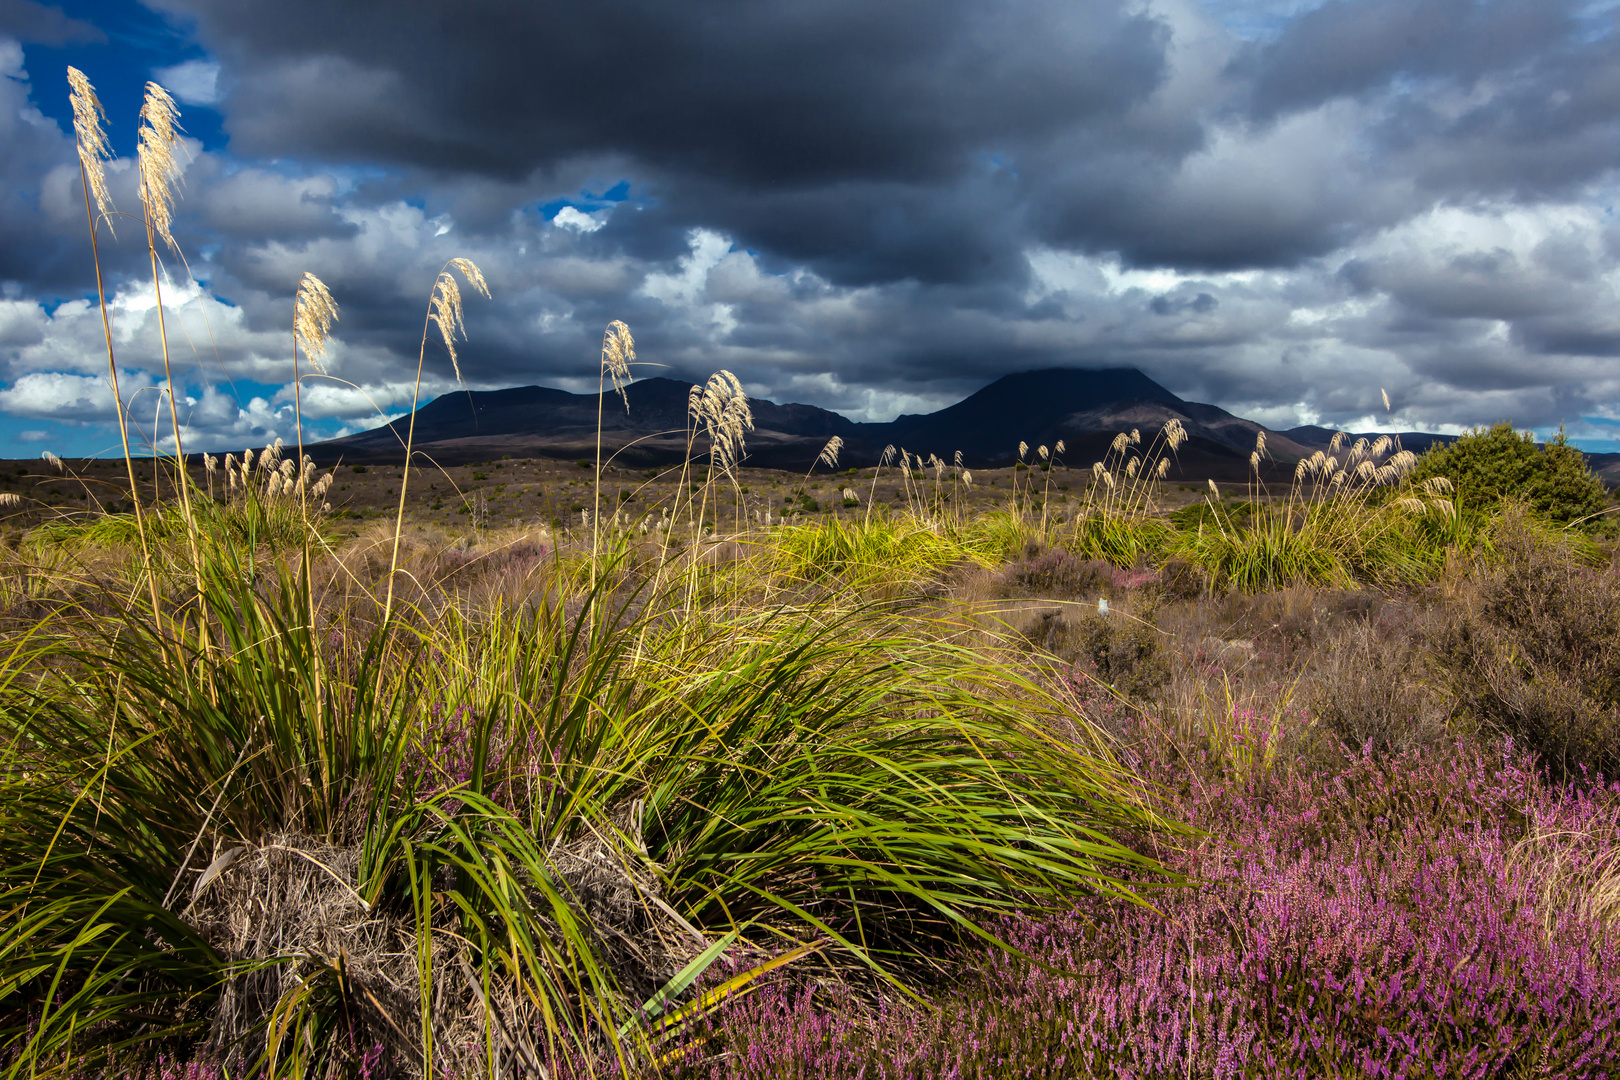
left=315, top=368, right=1312, bottom=474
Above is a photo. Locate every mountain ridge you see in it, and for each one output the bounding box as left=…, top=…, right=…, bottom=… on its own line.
left=314, top=367, right=1460, bottom=477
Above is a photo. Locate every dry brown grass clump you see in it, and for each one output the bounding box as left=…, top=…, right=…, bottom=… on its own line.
left=1304, top=615, right=1453, bottom=757
left=184, top=818, right=704, bottom=1078
left=1430, top=511, right=1620, bottom=780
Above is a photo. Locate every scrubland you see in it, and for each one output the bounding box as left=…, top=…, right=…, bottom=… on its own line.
left=14, top=67, right=1620, bottom=1078
left=5, top=414, right=1620, bottom=1080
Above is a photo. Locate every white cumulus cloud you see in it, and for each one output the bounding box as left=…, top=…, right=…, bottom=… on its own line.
left=154, top=59, right=221, bottom=105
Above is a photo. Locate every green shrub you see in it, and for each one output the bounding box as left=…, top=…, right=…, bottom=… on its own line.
left=1409, top=423, right=1608, bottom=524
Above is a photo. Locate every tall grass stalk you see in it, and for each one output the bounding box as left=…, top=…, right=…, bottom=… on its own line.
left=135, top=81, right=204, bottom=594
left=1037, top=439, right=1064, bottom=540
left=1062, top=422, right=1184, bottom=566
left=864, top=444, right=896, bottom=527
left=67, top=68, right=159, bottom=618
left=1179, top=432, right=1454, bottom=591
left=384, top=259, right=488, bottom=624
left=591, top=321, right=634, bottom=573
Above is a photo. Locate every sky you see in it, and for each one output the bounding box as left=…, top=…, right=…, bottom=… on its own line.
left=3, top=0, right=1620, bottom=458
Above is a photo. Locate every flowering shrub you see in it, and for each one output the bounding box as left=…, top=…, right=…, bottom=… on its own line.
left=674, top=737, right=1620, bottom=1078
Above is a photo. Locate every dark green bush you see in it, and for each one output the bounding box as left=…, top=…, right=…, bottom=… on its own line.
left=1409, top=423, right=1608, bottom=524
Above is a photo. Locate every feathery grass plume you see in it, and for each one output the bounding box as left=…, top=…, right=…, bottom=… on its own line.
left=427, top=260, right=491, bottom=383
left=1018, top=441, right=1029, bottom=461
left=1038, top=445, right=1050, bottom=461
left=1055, top=439, right=1066, bottom=456
left=290, top=272, right=338, bottom=557
left=137, top=82, right=186, bottom=253
left=387, top=259, right=490, bottom=622
left=601, top=320, right=635, bottom=410
left=66, top=68, right=116, bottom=236
left=696, top=370, right=753, bottom=474
left=1419, top=476, right=1453, bottom=496
left=954, top=450, right=964, bottom=467
left=1382, top=387, right=1392, bottom=412
left=203, top=454, right=217, bottom=473
left=591, top=320, right=637, bottom=572
left=137, top=80, right=207, bottom=595
left=42, top=451, right=62, bottom=472
left=962, top=470, right=973, bottom=487
left=71, top=67, right=158, bottom=612
left=0, top=492, right=19, bottom=508
left=818, top=436, right=844, bottom=470
left=294, top=273, right=340, bottom=373
left=681, top=366, right=755, bottom=567
left=865, top=443, right=899, bottom=525
left=1111, top=433, right=1129, bottom=454
left=1208, top=478, right=1219, bottom=496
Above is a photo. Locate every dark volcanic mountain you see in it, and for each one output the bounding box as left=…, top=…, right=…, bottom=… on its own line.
left=313, top=368, right=1383, bottom=479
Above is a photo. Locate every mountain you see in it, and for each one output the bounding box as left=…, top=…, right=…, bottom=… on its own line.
left=324, top=377, right=862, bottom=469
left=311, top=368, right=1396, bottom=479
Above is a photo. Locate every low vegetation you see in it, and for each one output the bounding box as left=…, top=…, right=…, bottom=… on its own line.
left=5, top=66, right=1618, bottom=1078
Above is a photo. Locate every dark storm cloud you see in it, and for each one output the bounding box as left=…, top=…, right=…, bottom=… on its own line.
left=1245, top=0, right=1570, bottom=117
left=9, top=0, right=1620, bottom=455
left=1244, top=0, right=1620, bottom=206
left=146, top=0, right=1620, bottom=280
left=0, top=0, right=104, bottom=46
left=157, top=0, right=1166, bottom=184
left=147, top=0, right=1171, bottom=283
